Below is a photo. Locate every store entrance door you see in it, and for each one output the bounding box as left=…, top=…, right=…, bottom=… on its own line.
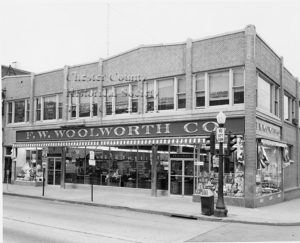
left=48, top=158, right=61, bottom=185
left=170, top=160, right=194, bottom=196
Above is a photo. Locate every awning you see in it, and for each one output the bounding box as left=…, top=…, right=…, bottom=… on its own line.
left=261, top=139, right=287, bottom=148
left=13, top=136, right=206, bottom=148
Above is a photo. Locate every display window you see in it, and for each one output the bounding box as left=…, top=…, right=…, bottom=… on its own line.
left=194, top=136, right=245, bottom=198
left=256, top=143, right=282, bottom=196
left=65, top=145, right=169, bottom=190
left=15, top=148, right=43, bottom=183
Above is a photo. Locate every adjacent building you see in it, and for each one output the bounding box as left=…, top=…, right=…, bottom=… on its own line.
left=2, top=25, right=300, bottom=208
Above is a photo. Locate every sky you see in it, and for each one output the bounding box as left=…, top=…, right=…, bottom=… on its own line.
left=1, top=0, right=300, bottom=78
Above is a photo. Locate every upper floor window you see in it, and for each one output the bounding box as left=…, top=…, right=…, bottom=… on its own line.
left=105, top=87, right=113, bottom=115
left=274, top=87, right=280, bottom=117
left=69, top=89, right=97, bottom=119
left=131, top=84, right=139, bottom=113
left=177, top=77, right=186, bottom=109
left=35, top=94, right=63, bottom=122
left=158, top=78, right=174, bottom=110
left=7, top=99, right=30, bottom=124
left=26, top=100, right=30, bottom=122
left=145, top=81, right=154, bottom=112
left=43, top=95, right=56, bottom=120
left=36, top=98, right=41, bottom=121
left=115, top=85, right=129, bottom=114
left=79, top=90, right=90, bottom=118
left=7, top=102, right=13, bottom=124
left=15, top=100, right=25, bottom=122
left=58, top=94, right=63, bottom=119
left=284, top=95, right=289, bottom=121
left=209, top=71, right=229, bottom=106
left=195, top=73, right=205, bottom=107
left=284, top=93, right=296, bottom=123
left=232, top=68, right=244, bottom=104
left=257, top=75, right=271, bottom=113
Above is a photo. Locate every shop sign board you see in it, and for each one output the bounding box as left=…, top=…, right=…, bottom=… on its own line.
left=213, top=156, right=219, bottom=168
left=195, top=161, right=204, bottom=166
left=42, top=158, right=47, bottom=168
left=16, top=118, right=245, bottom=142
left=89, top=159, right=96, bottom=166
left=256, top=119, right=281, bottom=140
left=90, top=151, right=95, bottom=160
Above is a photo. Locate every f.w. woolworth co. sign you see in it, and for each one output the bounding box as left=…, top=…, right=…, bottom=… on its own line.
left=16, top=118, right=244, bottom=142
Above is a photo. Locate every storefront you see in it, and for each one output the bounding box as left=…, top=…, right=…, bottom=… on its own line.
left=13, top=117, right=245, bottom=198
left=255, top=119, right=291, bottom=206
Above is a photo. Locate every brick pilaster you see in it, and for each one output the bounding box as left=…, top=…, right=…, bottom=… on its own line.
left=296, top=78, right=299, bottom=186
left=63, top=65, right=69, bottom=121
left=29, top=73, right=35, bottom=124
left=185, top=38, right=193, bottom=110
left=98, top=58, right=104, bottom=120
left=244, top=25, right=257, bottom=208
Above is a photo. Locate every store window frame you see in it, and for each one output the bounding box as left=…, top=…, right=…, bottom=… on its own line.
left=257, top=73, right=281, bottom=118
left=193, top=67, right=244, bottom=109
left=144, top=76, right=184, bottom=113
left=68, top=89, right=98, bottom=119
left=7, top=98, right=30, bottom=124
left=35, top=94, right=63, bottom=122
left=284, top=92, right=296, bottom=123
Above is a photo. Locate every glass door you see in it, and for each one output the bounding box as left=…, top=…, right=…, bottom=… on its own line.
left=170, top=160, right=194, bottom=196
left=48, top=158, right=61, bottom=185
left=170, top=160, right=182, bottom=195
left=184, top=160, right=194, bottom=196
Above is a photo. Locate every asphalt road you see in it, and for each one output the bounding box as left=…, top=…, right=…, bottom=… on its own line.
left=3, top=195, right=300, bottom=243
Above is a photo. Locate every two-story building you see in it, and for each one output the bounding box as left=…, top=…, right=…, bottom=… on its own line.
left=2, top=25, right=300, bottom=208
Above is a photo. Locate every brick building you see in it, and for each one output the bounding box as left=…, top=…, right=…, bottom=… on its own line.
left=2, top=25, right=299, bottom=208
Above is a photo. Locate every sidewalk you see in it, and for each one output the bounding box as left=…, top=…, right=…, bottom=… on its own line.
left=3, top=183, right=300, bottom=226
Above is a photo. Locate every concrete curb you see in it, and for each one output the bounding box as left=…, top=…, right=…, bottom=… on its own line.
left=4, top=192, right=300, bottom=226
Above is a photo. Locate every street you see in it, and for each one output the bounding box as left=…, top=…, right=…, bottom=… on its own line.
left=3, top=195, right=300, bottom=243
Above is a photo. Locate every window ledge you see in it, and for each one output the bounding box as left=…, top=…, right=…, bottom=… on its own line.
left=6, top=122, right=30, bottom=128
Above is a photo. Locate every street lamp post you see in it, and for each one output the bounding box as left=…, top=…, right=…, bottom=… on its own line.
left=214, top=111, right=228, bottom=217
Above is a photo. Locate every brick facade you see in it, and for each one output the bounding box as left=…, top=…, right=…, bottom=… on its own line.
left=2, top=25, right=299, bottom=207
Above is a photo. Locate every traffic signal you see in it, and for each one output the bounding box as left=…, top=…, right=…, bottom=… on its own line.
left=227, top=131, right=237, bottom=155
left=205, top=132, right=215, bottom=155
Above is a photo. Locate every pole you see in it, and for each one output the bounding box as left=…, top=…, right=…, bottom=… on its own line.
left=214, top=124, right=228, bottom=217
left=6, top=170, right=9, bottom=191
left=91, top=177, right=94, bottom=201
left=42, top=168, right=45, bottom=196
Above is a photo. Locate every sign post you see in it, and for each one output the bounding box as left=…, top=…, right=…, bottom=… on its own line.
left=6, top=170, right=9, bottom=191
left=89, top=155, right=95, bottom=202
left=42, top=158, right=47, bottom=197
left=216, top=128, right=225, bottom=143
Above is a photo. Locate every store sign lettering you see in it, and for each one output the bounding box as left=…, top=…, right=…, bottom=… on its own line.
left=17, top=118, right=244, bottom=142
left=256, top=119, right=281, bottom=140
